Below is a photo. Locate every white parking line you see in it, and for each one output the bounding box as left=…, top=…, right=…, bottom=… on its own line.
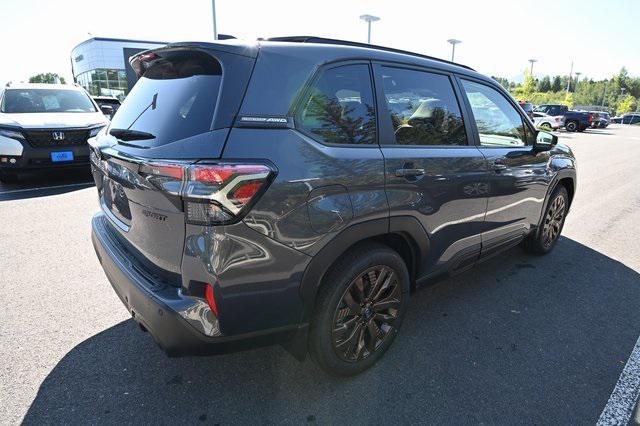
left=597, top=335, right=640, bottom=425
left=0, top=181, right=93, bottom=195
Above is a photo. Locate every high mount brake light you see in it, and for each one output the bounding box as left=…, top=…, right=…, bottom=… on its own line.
left=139, top=162, right=275, bottom=225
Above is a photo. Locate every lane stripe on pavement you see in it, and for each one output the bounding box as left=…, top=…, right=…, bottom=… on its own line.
left=0, top=182, right=94, bottom=195
left=597, top=335, right=640, bottom=425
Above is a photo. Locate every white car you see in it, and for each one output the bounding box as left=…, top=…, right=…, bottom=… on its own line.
left=0, top=83, right=109, bottom=182
left=533, top=112, right=563, bottom=130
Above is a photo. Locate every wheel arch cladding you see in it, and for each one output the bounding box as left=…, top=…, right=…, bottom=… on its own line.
left=558, top=177, right=575, bottom=207
left=298, top=216, right=430, bottom=322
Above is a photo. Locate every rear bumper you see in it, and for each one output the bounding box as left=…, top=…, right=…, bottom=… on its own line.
left=91, top=213, right=302, bottom=356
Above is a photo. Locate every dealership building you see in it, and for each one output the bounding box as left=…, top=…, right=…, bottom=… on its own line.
left=70, top=37, right=167, bottom=100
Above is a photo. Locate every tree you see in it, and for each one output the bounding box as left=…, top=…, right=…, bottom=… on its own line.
left=617, top=95, right=637, bottom=115
left=537, top=76, right=552, bottom=92
left=28, top=73, right=66, bottom=84
left=551, top=75, right=562, bottom=92
left=521, top=71, right=536, bottom=98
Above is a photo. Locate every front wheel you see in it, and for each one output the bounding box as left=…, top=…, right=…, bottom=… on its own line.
left=309, top=243, right=409, bottom=376
left=539, top=123, right=553, bottom=131
left=523, top=186, right=569, bottom=255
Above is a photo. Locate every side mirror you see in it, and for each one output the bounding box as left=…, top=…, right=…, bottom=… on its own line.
left=534, top=130, right=558, bottom=152
left=100, top=105, right=114, bottom=118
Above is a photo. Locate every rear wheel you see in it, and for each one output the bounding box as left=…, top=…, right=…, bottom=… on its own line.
left=565, top=121, right=578, bottom=132
left=539, top=122, right=553, bottom=131
left=523, top=186, right=568, bottom=255
left=309, top=243, right=409, bottom=376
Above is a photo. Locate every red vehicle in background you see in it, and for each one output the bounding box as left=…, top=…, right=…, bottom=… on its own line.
left=518, top=101, right=534, bottom=121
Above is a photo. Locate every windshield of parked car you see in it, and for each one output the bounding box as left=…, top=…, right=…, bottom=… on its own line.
left=1, top=88, right=97, bottom=113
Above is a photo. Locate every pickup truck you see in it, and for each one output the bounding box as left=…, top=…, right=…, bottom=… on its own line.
left=534, top=104, right=594, bottom=132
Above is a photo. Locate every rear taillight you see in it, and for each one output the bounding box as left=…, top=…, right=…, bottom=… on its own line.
left=588, top=113, right=593, bottom=123
left=139, top=161, right=276, bottom=225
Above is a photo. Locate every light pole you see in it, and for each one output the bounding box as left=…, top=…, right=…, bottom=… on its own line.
left=566, top=61, right=574, bottom=93
left=359, top=15, right=380, bottom=44
left=528, top=59, right=537, bottom=75
left=211, top=0, right=218, bottom=40
left=447, top=39, right=461, bottom=61
left=574, top=72, right=581, bottom=92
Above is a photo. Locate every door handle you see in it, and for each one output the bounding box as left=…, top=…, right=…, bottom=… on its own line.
left=395, top=168, right=426, bottom=178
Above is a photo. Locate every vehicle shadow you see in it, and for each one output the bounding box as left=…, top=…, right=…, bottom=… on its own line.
left=0, top=167, right=94, bottom=201
left=23, top=237, right=640, bottom=424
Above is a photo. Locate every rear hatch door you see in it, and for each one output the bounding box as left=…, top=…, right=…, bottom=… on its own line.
left=90, top=44, right=257, bottom=282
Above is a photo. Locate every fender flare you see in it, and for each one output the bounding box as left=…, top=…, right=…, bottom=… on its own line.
left=536, top=167, right=576, bottom=230
left=298, top=216, right=429, bottom=322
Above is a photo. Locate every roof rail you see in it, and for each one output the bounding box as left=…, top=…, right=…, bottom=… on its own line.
left=266, top=36, right=475, bottom=71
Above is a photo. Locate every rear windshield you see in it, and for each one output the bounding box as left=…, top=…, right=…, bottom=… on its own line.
left=1, top=89, right=96, bottom=113
left=109, top=49, right=222, bottom=147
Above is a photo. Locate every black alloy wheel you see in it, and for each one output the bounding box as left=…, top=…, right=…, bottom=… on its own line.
left=332, top=265, right=402, bottom=362
left=309, top=243, right=409, bottom=376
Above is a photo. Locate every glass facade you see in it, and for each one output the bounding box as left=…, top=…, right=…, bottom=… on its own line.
left=76, top=69, right=129, bottom=100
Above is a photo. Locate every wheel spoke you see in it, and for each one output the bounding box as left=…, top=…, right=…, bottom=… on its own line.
left=371, top=270, right=395, bottom=302
left=342, top=289, right=361, bottom=314
left=367, top=267, right=388, bottom=301
left=374, top=311, right=397, bottom=325
left=333, top=316, right=358, bottom=341
left=353, top=276, right=366, bottom=303
left=366, top=321, right=378, bottom=352
left=335, top=322, right=363, bottom=354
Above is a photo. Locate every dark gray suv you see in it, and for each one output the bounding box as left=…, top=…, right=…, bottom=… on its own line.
left=90, top=37, right=576, bottom=376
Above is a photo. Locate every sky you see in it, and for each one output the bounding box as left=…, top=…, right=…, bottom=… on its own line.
left=0, top=0, right=638, bottom=85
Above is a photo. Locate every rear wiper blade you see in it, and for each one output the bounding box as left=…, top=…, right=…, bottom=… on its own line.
left=109, top=128, right=156, bottom=141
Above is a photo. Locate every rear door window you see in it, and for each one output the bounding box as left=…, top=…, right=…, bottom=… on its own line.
left=109, top=49, right=222, bottom=147
left=378, top=67, right=467, bottom=146
left=296, top=64, right=376, bottom=145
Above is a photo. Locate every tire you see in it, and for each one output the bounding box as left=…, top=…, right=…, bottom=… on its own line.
left=539, top=123, right=553, bottom=131
left=565, top=121, right=578, bottom=132
left=523, top=185, right=569, bottom=255
left=0, top=171, right=19, bottom=183
left=308, top=242, right=410, bottom=376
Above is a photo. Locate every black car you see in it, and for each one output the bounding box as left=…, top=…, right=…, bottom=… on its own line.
left=90, top=37, right=576, bottom=376
left=612, top=113, right=640, bottom=124
left=93, top=96, right=122, bottom=118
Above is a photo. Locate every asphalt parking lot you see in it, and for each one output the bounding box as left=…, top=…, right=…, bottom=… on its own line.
left=2, top=125, right=640, bottom=424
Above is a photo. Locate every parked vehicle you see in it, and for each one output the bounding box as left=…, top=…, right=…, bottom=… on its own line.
left=89, top=37, right=576, bottom=376
left=533, top=112, right=562, bottom=130
left=592, top=111, right=610, bottom=128
left=0, top=83, right=109, bottom=183
left=518, top=101, right=534, bottom=120
left=93, top=96, right=121, bottom=119
left=534, top=104, right=568, bottom=116
left=535, top=104, right=594, bottom=132
left=612, top=113, right=640, bottom=124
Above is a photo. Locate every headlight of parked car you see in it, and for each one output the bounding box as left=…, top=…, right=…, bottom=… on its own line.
left=0, top=128, right=25, bottom=141
left=89, top=125, right=107, bottom=138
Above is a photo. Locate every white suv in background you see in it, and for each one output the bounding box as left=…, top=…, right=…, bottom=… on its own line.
left=0, top=83, right=109, bottom=183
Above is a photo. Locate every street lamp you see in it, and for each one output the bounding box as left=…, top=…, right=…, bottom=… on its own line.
left=211, top=0, right=218, bottom=40
left=528, top=59, right=537, bottom=75
left=574, top=72, right=581, bottom=92
left=447, top=39, right=461, bottom=61
left=359, top=15, right=380, bottom=44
